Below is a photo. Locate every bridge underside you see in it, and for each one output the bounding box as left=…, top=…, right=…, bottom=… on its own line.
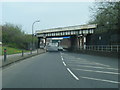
left=37, top=34, right=90, bottom=51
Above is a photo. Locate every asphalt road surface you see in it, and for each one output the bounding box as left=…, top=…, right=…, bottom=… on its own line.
left=2, top=51, right=119, bottom=88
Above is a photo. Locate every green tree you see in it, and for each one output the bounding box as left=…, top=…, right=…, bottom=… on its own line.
left=89, top=2, right=119, bottom=34
left=2, top=23, right=38, bottom=49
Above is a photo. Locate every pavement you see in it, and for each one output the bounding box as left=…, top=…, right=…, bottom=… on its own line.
left=0, top=49, right=45, bottom=67
left=2, top=51, right=119, bottom=88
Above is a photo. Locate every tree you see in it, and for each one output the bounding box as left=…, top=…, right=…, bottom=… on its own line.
left=2, top=23, right=38, bottom=49
left=88, top=2, right=120, bottom=45
left=89, top=2, right=119, bottom=34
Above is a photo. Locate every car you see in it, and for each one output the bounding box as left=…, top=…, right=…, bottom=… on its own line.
left=58, top=46, right=63, bottom=51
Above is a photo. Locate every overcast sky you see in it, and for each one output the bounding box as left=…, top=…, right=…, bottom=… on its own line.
left=2, top=2, right=94, bottom=34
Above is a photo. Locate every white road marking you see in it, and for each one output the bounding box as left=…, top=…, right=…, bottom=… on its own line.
left=68, top=62, right=110, bottom=67
left=63, top=55, right=110, bottom=67
left=60, top=54, right=64, bottom=61
left=79, top=76, right=120, bottom=84
left=63, top=61, right=66, bottom=66
left=71, top=65, right=118, bottom=70
left=61, top=57, right=64, bottom=61
left=94, top=63, right=110, bottom=67
left=67, top=68, right=79, bottom=80
left=74, top=68, right=119, bottom=75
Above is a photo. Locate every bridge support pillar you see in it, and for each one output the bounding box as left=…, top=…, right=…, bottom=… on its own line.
left=83, top=35, right=86, bottom=50
left=70, top=35, right=79, bottom=51
left=79, top=35, right=87, bottom=50
left=44, top=38, right=47, bottom=47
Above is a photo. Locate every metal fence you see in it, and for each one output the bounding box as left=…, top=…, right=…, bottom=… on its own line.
left=79, top=45, right=120, bottom=52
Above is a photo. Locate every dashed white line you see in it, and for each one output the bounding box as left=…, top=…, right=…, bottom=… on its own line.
left=79, top=76, right=120, bottom=84
left=63, top=61, right=66, bottom=66
left=67, top=68, right=79, bottom=80
left=74, top=68, right=119, bottom=75
left=61, top=57, right=64, bottom=61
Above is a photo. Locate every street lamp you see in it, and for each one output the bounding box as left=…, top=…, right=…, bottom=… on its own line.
left=31, top=20, right=40, bottom=54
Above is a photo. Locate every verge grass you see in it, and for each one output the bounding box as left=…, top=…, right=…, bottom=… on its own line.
left=2, top=46, right=30, bottom=55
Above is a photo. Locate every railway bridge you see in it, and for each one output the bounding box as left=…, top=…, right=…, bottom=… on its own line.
left=36, top=24, right=97, bottom=50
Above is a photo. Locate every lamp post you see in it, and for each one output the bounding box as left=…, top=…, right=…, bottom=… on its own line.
left=31, top=20, right=40, bottom=54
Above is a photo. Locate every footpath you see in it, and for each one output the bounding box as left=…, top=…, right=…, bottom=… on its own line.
left=0, top=49, right=46, bottom=67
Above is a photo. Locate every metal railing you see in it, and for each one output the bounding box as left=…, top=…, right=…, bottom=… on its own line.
left=79, top=45, right=120, bottom=52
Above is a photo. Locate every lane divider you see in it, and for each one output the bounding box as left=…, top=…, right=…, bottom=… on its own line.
left=60, top=52, right=79, bottom=81
left=67, top=68, right=79, bottom=80
left=63, top=61, right=66, bottom=66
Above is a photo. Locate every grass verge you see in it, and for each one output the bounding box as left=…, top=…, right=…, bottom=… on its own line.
left=2, top=46, right=30, bottom=55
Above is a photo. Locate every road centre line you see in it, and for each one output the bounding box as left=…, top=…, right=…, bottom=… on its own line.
left=74, top=68, right=119, bottom=75
left=71, top=65, right=118, bottom=70
left=67, top=68, right=79, bottom=80
left=79, top=76, right=120, bottom=84
left=60, top=53, right=78, bottom=80
left=63, top=61, right=66, bottom=66
left=61, top=57, right=64, bottom=61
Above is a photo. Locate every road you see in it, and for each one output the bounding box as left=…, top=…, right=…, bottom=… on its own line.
left=2, top=51, right=119, bottom=88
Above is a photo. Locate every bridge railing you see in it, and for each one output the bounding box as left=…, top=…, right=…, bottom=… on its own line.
left=79, top=45, right=120, bottom=52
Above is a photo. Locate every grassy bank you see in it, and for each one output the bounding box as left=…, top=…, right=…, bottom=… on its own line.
left=2, top=46, right=30, bottom=55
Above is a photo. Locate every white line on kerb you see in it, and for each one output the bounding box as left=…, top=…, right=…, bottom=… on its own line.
left=79, top=76, right=120, bottom=84
left=63, top=61, right=66, bottom=66
left=67, top=68, right=79, bottom=80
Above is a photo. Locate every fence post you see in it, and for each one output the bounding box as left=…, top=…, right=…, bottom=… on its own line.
left=111, top=45, right=112, bottom=51
left=117, top=45, right=118, bottom=52
left=22, top=50, right=24, bottom=57
left=4, top=48, right=7, bottom=62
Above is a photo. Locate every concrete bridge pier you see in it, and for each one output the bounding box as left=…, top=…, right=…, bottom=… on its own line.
left=38, top=37, right=47, bottom=48
left=79, top=34, right=87, bottom=50
left=44, top=37, right=47, bottom=47
left=70, top=35, right=79, bottom=51
left=70, top=34, right=87, bottom=51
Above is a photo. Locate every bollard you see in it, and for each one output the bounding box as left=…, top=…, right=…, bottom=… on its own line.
left=37, top=49, right=38, bottom=54
left=4, top=48, right=7, bottom=62
left=22, top=50, right=24, bottom=56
